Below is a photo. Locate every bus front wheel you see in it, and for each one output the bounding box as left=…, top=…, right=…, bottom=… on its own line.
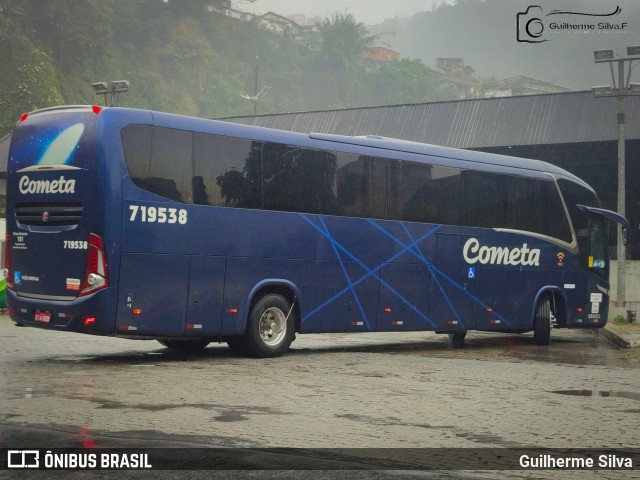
left=533, top=295, right=551, bottom=346
left=245, top=294, right=296, bottom=358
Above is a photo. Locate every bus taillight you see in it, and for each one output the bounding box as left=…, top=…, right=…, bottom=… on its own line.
left=79, top=233, right=109, bottom=296
left=4, top=234, right=13, bottom=290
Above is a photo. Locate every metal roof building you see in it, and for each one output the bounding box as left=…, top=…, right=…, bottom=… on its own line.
left=221, top=91, right=640, bottom=259
left=221, top=91, right=640, bottom=148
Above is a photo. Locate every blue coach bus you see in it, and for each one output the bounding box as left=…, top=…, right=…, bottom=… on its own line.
left=4, top=106, right=630, bottom=357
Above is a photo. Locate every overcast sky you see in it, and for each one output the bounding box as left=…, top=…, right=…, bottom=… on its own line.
left=244, top=0, right=436, bottom=25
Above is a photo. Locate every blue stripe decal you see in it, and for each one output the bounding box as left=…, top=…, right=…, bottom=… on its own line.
left=368, top=220, right=511, bottom=327
left=317, top=215, right=372, bottom=330
left=301, top=215, right=512, bottom=329
left=300, top=215, right=440, bottom=326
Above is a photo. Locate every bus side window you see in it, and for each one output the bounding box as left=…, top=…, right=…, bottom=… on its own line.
left=262, top=143, right=337, bottom=215
left=122, top=125, right=192, bottom=203
left=193, top=133, right=260, bottom=208
left=150, top=128, right=192, bottom=203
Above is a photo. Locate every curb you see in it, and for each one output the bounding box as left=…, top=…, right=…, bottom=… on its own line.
left=601, top=326, right=640, bottom=349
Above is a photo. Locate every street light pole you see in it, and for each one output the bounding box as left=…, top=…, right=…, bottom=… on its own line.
left=592, top=47, right=640, bottom=306
left=240, top=57, right=271, bottom=114
left=91, top=80, right=130, bottom=107
left=616, top=59, right=626, bottom=304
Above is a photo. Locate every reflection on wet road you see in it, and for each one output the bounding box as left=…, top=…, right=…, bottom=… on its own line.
left=1, top=317, right=638, bottom=479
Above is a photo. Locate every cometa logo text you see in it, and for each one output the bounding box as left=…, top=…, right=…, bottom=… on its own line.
left=19, top=175, right=76, bottom=194
left=463, top=238, right=540, bottom=266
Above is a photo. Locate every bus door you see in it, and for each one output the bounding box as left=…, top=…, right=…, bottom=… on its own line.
left=430, top=232, right=478, bottom=332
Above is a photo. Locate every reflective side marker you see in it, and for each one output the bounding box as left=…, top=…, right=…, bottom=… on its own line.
left=84, top=317, right=96, bottom=325
left=351, top=321, right=364, bottom=326
left=384, top=308, right=391, bottom=313
left=186, top=324, right=203, bottom=329
left=490, top=319, right=501, bottom=324
left=447, top=320, right=458, bottom=325
left=132, top=309, right=142, bottom=315
left=391, top=320, right=404, bottom=326
left=229, top=308, right=238, bottom=314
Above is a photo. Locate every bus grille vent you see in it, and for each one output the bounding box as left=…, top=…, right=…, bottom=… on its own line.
left=15, top=202, right=83, bottom=227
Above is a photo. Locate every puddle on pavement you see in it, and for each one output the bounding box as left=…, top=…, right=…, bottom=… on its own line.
left=551, top=390, right=640, bottom=401
left=387, top=330, right=637, bottom=368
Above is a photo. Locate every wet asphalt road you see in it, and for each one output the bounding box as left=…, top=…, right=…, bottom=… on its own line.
left=1, top=314, right=638, bottom=479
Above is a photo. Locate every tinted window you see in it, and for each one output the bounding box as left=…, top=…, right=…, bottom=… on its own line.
left=336, top=153, right=368, bottom=218
left=194, top=133, right=261, bottom=208
left=401, top=162, right=461, bottom=224
left=509, top=176, right=572, bottom=242
left=263, top=143, right=337, bottom=214
left=123, top=125, right=192, bottom=203
left=150, top=128, right=192, bottom=202
left=123, top=124, right=574, bottom=243
left=558, top=179, right=602, bottom=257
left=461, top=170, right=509, bottom=228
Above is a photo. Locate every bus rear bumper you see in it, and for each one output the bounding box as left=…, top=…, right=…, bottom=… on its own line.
left=6, top=288, right=117, bottom=335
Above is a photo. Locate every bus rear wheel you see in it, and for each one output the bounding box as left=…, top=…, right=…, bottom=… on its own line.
left=158, top=339, right=210, bottom=351
left=533, top=295, right=551, bottom=346
left=449, top=331, right=467, bottom=348
left=245, top=294, right=296, bottom=358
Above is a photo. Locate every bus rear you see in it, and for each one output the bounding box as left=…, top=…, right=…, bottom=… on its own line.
left=5, top=107, right=116, bottom=333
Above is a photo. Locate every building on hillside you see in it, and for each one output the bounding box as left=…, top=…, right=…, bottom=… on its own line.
left=259, top=11, right=303, bottom=37
left=362, top=47, right=401, bottom=63
left=486, top=75, right=572, bottom=97
left=207, top=5, right=257, bottom=21
left=429, top=58, right=481, bottom=98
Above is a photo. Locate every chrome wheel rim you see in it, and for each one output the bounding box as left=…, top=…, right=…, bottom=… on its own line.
left=259, top=307, right=287, bottom=346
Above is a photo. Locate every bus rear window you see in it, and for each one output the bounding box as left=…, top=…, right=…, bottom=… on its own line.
left=9, top=109, right=96, bottom=172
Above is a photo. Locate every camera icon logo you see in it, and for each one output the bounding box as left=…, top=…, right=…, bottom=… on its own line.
left=517, top=6, right=547, bottom=43
left=7, top=450, right=40, bottom=468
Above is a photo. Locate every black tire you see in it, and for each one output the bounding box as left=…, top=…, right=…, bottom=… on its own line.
left=158, top=339, right=210, bottom=351
left=449, top=331, right=467, bottom=348
left=244, top=294, right=296, bottom=358
left=533, top=295, right=551, bottom=346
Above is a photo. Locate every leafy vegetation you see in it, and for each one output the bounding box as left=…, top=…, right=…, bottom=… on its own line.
left=0, top=0, right=458, bottom=136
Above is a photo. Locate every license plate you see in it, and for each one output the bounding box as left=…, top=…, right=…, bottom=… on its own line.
left=34, top=311, right=51, bottom=323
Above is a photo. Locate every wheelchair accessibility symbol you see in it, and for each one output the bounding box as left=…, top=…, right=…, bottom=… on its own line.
left=467, top=267, right=476, bottom=279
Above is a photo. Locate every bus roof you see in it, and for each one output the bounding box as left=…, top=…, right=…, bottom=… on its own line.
left=22, top=105, right=593, bottom=192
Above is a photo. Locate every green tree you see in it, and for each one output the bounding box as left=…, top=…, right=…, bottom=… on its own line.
left=0, top=34, right=63, bottom=132
left=316, top=11, right=379, bottom=105
left=29, top=0, right=113, bottom=72
left=369, top=58, right=446, bottom=105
